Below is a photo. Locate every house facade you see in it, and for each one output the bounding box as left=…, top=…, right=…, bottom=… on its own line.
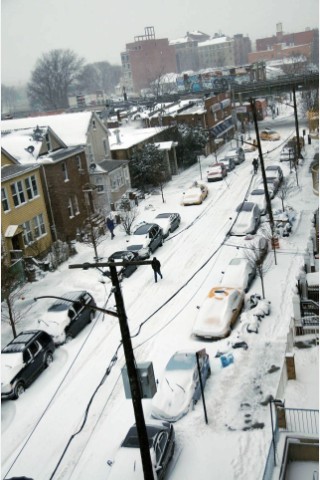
left=1, top=148, right=52, bottom=263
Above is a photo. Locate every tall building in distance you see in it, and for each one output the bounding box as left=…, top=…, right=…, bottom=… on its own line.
left=233, top=34, right=252, bottom=65
left=170, top=31, right=210, bottom=73
left=120, top=26, right=177, bottom=94
left=198, top=35, right=235, bottom=69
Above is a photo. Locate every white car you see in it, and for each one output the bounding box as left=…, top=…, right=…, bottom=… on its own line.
left=230, top=201, right=261, bottom=236
left=192, top=287, right=244, bottom=339
left=220, top=257, right=256, bottom=293
left=181, top=182, right=208, bottom=205
left=246, top=188, right=267, bottom=215
left=151, top=350, right=211, bottom=422
left=152, top=213, right=181, bottom=238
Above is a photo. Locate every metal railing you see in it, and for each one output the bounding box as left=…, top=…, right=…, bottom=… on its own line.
left=279, top=407, right=319, bottom=436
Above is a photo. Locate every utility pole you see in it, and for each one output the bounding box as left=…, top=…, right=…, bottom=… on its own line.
left=69, top=260, right=155, bottom=480
left=292, top=85, right=303, bottom=160
left=249, top=98, right=277, bottom=265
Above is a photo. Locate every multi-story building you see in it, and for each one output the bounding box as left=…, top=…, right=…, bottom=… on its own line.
left=170, top=31, right=210, bottom=73
left=198, top=36, right=235, bottom=69
left=233, top=34, right=252, bottom=65
left=1, top=148, right=53, bottom=263
left=251, top=24, right=319, bottom=66
left=120, top=26, right=177, bottom=94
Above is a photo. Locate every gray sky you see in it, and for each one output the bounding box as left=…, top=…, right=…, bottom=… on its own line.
left=2, top=0, right=319, bottom=86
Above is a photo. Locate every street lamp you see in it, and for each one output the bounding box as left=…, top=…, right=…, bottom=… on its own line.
left=68, top=259, right=155, bottom=480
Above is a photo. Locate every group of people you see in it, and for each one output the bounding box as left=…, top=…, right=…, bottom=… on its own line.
left=105, top=215, right=163, bottom=283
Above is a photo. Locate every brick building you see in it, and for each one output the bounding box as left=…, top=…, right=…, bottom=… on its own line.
left=121, top=26, right=177, bottom=94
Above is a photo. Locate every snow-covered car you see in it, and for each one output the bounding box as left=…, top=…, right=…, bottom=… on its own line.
left=260, top=129, right=280, bottom=141
left=181, top=182, right=208, bottom=205
left=230, top=201, right=261, bottom=236
left=280, top=146, right=295, bottom=162
left=37, top=291, right=96, bottom=345
left=223, top=147, right=245, bottom=165
left=107, top=421, right=175, bottom=480
left=102, top=250, right=139, bottom=280
left=153, top=213, right=181, bottom=238
left=1, top=330, right=55, bottom=400
left=257, top=177, right=279, bottom=198
left=151, top=350, right=211, bottom=422
left=219, top=157, right=236, bottom=172
left=126, top=223, right=164, bottom=258
left=207, top=162, right=227, bottom=182
left=265, top=165, right=283, bottom=184
left=192, top=287, right=245, bottom=339
left=246, top=188, right=267, bottom=215
left=240, top=235, right=269, bottom=264
left=220, top=257, right=256, bottom=293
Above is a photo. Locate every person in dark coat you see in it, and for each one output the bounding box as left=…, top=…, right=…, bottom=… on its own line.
left=151, top=257, right=163, bottom=283
left=106, top=217, right=115, bottom=239
left=252, top=158, right=258, bottom=174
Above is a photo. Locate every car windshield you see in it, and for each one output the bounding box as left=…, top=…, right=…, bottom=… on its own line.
left=122, top=426, right=159, bottom=448
left=229, top=258, right=245, bottom=266
left=250, top=189, right=264, bottom=195
left=127, top=244, right=143, bottom=251
left=48, top=301, right=70, bottom=312
left=134, top=225, right=150, bottom=235
left=166, top=353, right=196, bottom=371
left=110, top=252, right=132, bottom=260
left=236, top=203, right=253, bottom=212
left=156, top=213, right=170, bottom=219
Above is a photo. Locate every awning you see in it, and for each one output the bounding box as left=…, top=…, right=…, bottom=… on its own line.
left=210, top=117, right=234, bottom=138
left=5, top=225, right=23, bottom=238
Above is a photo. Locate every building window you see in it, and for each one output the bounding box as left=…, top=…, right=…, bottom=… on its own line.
left=76, top=155, right=82, bottom=171
left=73, top=195, right=80, bottom=215
left=11, top=180, right=26, bottom=207
left=62, top=162, right=69, bottom=181
left=103, top=139, right=109, bottom=156
left=22, top=221, right=33, bottom=245
left=87, top=144, right=95, bottom=163
left=25, top=175, right=39, bottom=200
left=33, top=213, right=46, bottom=238
left=111, top=170, right=124, bottom=191
left=45, top=133, right=52, bottom=151
left=67, top=198, right=74, bottom=218
left=1, top=187, right=10, bottom=212
left=96, top=185, right=104, bottom=192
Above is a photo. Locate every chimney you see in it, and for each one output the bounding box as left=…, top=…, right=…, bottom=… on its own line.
left=115, top=129, right=121, bottom=144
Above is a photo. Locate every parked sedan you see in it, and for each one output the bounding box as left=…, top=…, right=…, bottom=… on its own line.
left=230, top=201, right=261, bottom=236
left=223, top=147, right=245, bottom=165
left=246, top=188, right=267, bottom=215
left=265, top=165, right=284, bottom=184
left=260, top=129, right=280, bottom=141
left=181, top=182, right=208, bottom=205
left=126, top=223, right=163, bottom=258
left=107, top=421, right=175, bottom=480
left=153, top=213, right=181, bottom=238
left=38, top=291, right=96, bottom=344
left=151, top=350, right=211, bottom=422
left=220, top=257, right=256, bottom=293
left=219, top=157, right=236, bottom=172
left=280, top=146, right=295, bottom=162
left=207, top=162, right=227, bottom=182
left=192, top=287, right=244, bottom=339
left=1, top=330, right=55, bottom=399
left=102, top=250, right=139, bottom=280
left=257, top=178, right=279, bottom=198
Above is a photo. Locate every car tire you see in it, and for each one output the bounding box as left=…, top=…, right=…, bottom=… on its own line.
left=207, top=366, right=211, bottom=378
left=169, top=441, right=175, bottom=461
left=159, top=237, right=164, bottom=247
left=89, top=311, right=95, bottom=322
left=13, top=381, right=25, bottom=399
left=44, top=352, right=54, bottom=368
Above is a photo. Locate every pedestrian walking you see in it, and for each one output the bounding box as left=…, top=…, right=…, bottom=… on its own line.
left=252, top=158, right=258, bottom=174
left=106, top=216, right=115, bottom=239
left=151, top=257, right=163, bottom=283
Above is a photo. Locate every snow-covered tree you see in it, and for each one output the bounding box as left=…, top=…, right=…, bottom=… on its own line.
left=130, top=144, right=168, bottom=191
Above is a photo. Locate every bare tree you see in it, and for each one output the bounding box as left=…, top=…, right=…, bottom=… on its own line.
left=1, top=258, right=26, bottom=338
left=119, top=205, right=140, bottom=235
left=244, top=243, right=273, bottom=299
left=27, top=49, right=84, bottom=110
left=81, top=212, right=107, bottom=260
left=276, top=178, right=299, bottom=212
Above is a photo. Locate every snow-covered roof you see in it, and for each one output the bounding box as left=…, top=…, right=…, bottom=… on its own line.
left=1, top=111, right=95, bottom=147
left=109, top=126, right=169, bottom=150
left=1, top=127, right=47, bottom=164
left=198, top=36, right=231, bottom=47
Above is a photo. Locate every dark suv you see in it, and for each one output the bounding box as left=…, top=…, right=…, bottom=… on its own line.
left=126, top=223, right=164, bottom=259
left=1, top=330, right=55, bottom=400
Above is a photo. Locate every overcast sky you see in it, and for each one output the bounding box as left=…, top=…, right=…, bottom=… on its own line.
left=2, top=0, right=319, bottom=86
